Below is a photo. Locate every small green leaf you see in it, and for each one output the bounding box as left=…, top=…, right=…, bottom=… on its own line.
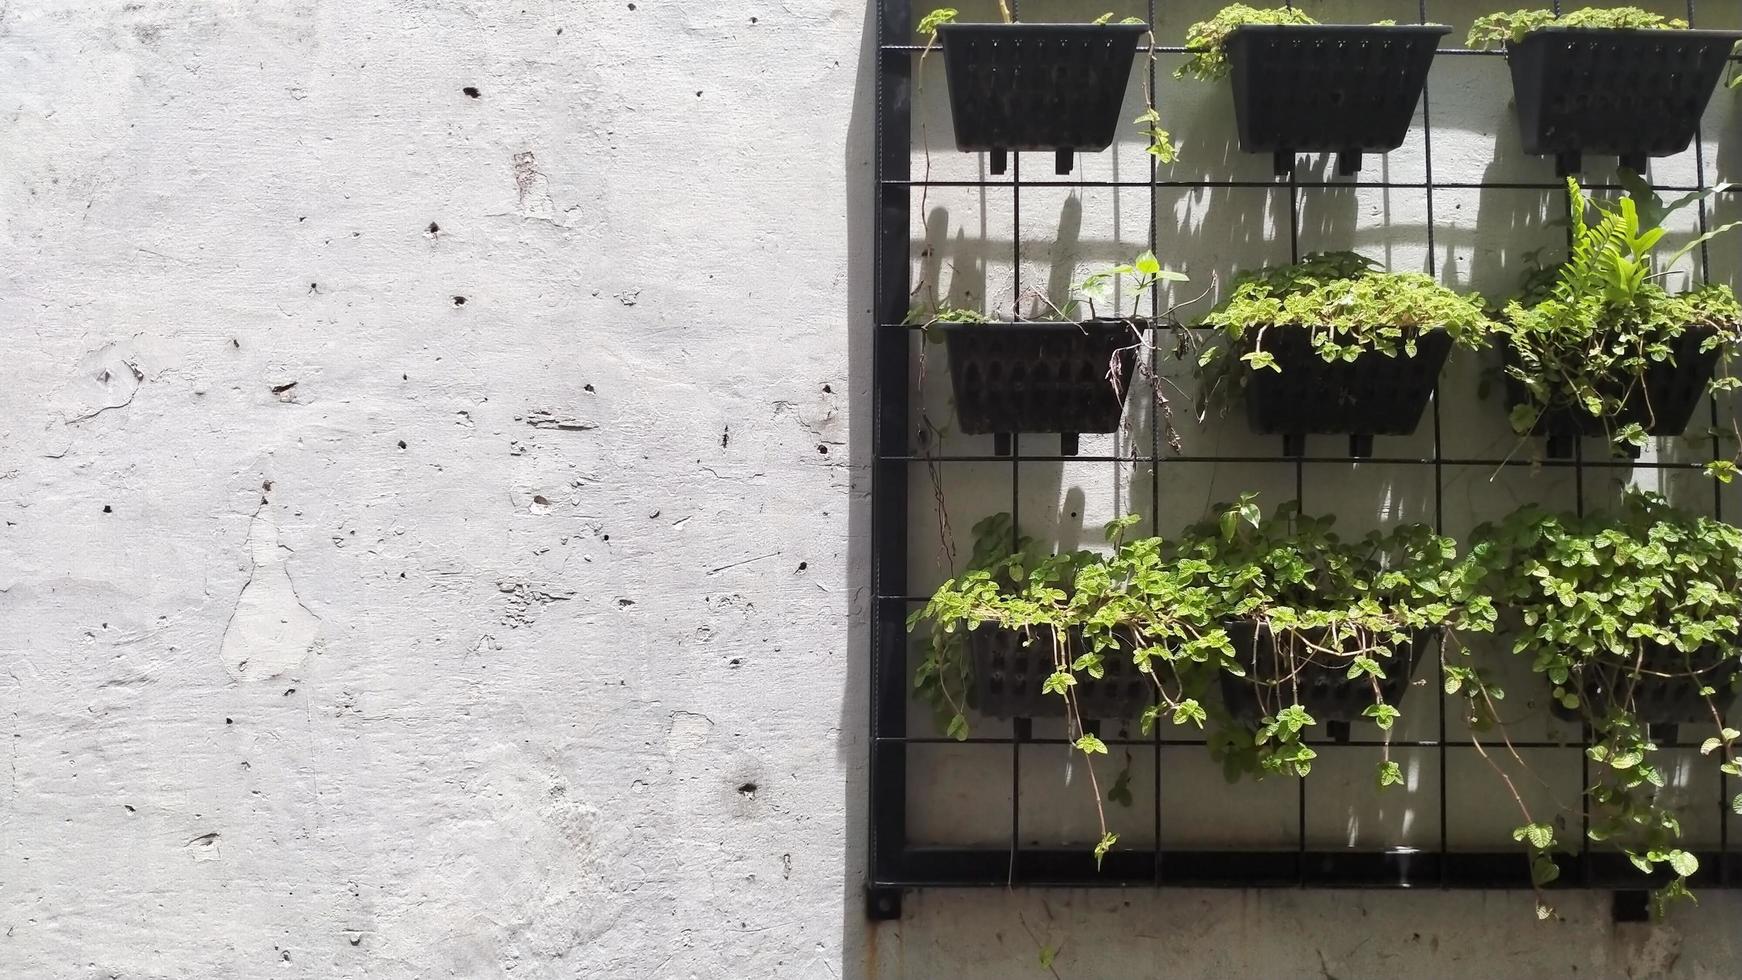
left=1668, top=850, right=1699, bottom=877
left=1075, top=733, right=1108, bottom=755
left=1171, top=698, right=1208, bottom=728
left=1094, top=831, right=1118, bottom=869
left=1241, top=350, right=1280, bottom=373
left=916, top=7, right=958, bottom=36
left=946, top=713, right=969, bottom=741
left=1376, top=760, right=1404, bottom=788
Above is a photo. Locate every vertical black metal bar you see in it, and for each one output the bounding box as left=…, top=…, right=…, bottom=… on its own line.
left=1686, top=0, right=1731, bottom=886
left=1146, top=0, right=1163, bottom=888
left=1007, top=0, right=1024, bottom=885
left=1419, top=0, right=1451, bottom=887
left=1283, top=0, right=1306, bottom=879
left=1574, top=438, right=1590, bottom=880
left=870, top=0, right=914, bottom=887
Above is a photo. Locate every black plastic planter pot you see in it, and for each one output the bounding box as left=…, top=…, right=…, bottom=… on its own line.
left=1243, top=326, right=1453, bottom=458
left=966, top=625, right=1152, bottom=722
left=1547, top=644, right=1741, bottom=740
left=940, top=319, right=1140, bottom=456
left=1504, top=27, right=1742, bottom=176
left=936, top=23, right=1145, bottom=176
left=1219, top=622, right=1434, bottom=741
left=1224, top=24, right=1448, bottom=177
left=1504, top=327, right=1720, bottom=458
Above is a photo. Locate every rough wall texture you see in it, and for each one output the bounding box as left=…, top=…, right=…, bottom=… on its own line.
left=3, top=1, right=1742, bottom=978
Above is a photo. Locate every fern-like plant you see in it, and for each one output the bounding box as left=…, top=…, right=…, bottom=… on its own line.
left=1496, top=176, right=1742, bottom=469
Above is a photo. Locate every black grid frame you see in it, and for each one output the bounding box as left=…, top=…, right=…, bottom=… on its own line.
left=867, top=0, right=1742, bottom=908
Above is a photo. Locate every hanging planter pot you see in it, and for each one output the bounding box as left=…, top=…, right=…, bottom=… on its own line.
left=1243, top=326, right=1453, bottom=457
left=1224, top=24, right=1447, bottom=177
left=939, top=319, right=1141, bottom=456
left=1218, top=622, right=1434, bottom=741
left=1503, top=326, right=1719, bottom=458
left=936, top=22, right=1145, bottom=176
left=1547, top=644, right=1741, bottom=738
left=966, top=625, right=1152, bottom=722
left=1502, top=28, right=1742, bottom=176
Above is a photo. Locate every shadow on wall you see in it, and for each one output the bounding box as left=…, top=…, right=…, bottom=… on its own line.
left=842, top=2, right=875, bottom=977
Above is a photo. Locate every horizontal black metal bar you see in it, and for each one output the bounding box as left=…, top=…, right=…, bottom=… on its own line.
left=884, top=42, right=1742, bottom=61
left=878, top=847, right=1740, bottom=889
left=879, top=735, right=1715, bottom=750
left=881, top=453, right=1716, bottom=470
left=882, top=44, right=1514, bottom=55
left=882, top=178, right=1732, bottom=192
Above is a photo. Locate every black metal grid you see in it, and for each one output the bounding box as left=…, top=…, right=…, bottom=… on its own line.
left=868, top=0, right=1742, bottom=904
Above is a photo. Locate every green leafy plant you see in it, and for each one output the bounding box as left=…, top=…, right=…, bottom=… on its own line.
left=1193, top=251, right=1494, bottom=413
left=910, top=497, right=1491, bottom=864
left=1461, top=493, right=1742, bottom=913
left=1176, top=5, right=1405, bottom=82
left=909, top=512, right=1185, bottom=864
left=1495, top=176, right=1742, bottom=469
left=1179, top=497, right=1490, bottom=783
left=1467, top=7, right=1688, bottom=50
left=1176, top=5, right=1315, bottom=82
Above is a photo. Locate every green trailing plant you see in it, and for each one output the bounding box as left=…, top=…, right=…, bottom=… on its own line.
left=1461, top=493, right=1742, bottom=915
left=1193, top=251, right=1494, bottom=413
left=917, top=8, right=1178, bottom=164
left=909, top=511, right=1186, bottom=865
left=1467, top=7, right=1688, bottom=49
left=1176, top=5, right=1405, bottom=82
left=1495, top=176, right=1742, bottom=472
left=910, top=497, right=1490, bottom=866
left=1181, top=497, right=1490, bottom=784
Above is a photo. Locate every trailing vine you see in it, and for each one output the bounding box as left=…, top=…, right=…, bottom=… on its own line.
left=1461, top=493, right=1742, bottom=915
left=911, top=497, right=1491, bottom=864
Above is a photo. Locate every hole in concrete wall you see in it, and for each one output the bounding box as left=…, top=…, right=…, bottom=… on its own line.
left=462, top=87, right=480, bottom=98
left=452, top=295, right=467, bottom=306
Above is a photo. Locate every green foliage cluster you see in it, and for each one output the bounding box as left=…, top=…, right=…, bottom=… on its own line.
left=1194, top=252, right=1493, bottom=404
left=912, top=497, right=1486, bottom=798
left=1181, top=498, right=1486, bottom=781
left=1496, top=177, right=1742, bottom=468
left=1460, top=493, right=1742, bottom=911
left=1176, top=5, right=1316, bottom=82
left=1467, top=7, right=1688, bottom=49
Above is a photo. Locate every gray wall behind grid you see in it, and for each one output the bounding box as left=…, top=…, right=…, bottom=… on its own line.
left=3, top=0, right=1742, bottom=977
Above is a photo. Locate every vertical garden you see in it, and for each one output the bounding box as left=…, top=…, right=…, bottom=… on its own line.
left=870, top=1, right=1742, bottom=920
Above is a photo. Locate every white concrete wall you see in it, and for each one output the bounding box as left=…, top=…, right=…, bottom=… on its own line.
left=4, top=0, right=1742, bottom=977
